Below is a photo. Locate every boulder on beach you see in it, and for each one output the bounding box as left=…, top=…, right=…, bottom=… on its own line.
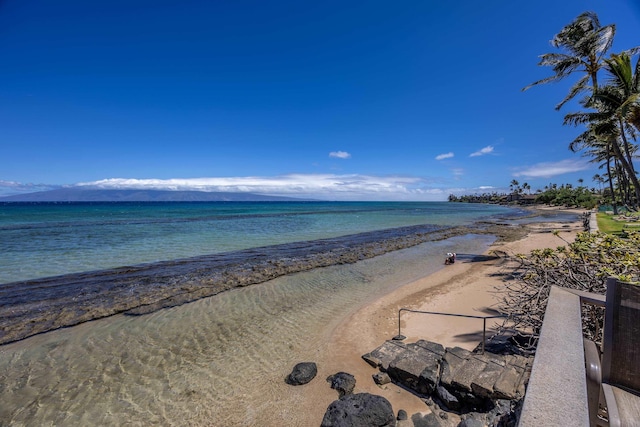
left=326, top=372, right=356, bottom=397
left=320, top=393, right=395, bottom=427
left=285, top=362, right=317, bottom=386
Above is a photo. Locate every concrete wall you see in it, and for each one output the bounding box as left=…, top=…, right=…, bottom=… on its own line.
left=518, top=286, right=590, bottom=426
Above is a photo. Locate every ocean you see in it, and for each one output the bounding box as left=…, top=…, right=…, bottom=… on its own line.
left=0, top=201, right=517, bottom=284
left=0, top=201, right=577, bottom=425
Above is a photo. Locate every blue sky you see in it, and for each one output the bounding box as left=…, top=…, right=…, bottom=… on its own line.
left=1, top=0, right=639, bottom=201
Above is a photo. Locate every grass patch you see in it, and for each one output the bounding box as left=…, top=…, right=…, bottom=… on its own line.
left=597, top=212, right=640, bottom=234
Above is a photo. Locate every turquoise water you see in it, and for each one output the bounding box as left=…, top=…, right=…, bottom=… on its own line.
left=0, top=202, right=579, bottom=425
left=0, top=201, right=516, bottom=284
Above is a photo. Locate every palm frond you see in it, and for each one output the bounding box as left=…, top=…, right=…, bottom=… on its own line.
left=604, top=53, right=633, bottom=93
left=526, top=12, right=614, bottom=110
left=556, top=74, right=591, bottom=110
left=522, top=74, right=565, bottom=91
left=633, top=55, right=640, bottom=92
left=564, top=111, right=596, bottom=126
left=622, top=47, right=640, bottom=57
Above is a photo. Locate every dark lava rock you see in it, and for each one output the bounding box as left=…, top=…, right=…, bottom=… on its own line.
left=457, top=418, right=484, bottom=427
left=285, top=362, right=317, bottom=386
left=419, top=412, right=448, bottom=427
left=437, top=385, right=461, bottom=411
left=373, top=371, right=392, bottom=385
left=397, top=409, right=408, bottom=420
left=327, top=372, right=356, bottom=397
left=320, top=393, right=395, bottom=427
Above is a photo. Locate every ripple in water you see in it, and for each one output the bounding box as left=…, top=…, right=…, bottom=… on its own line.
left=0, top=235, right=493, bottom=426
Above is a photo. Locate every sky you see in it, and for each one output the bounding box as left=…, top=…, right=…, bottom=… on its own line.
left=1, top=0, right=640, bottom=201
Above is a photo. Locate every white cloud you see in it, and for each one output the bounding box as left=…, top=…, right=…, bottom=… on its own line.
left=0, top=180, right=25, bottom=188
left=329, top=151, right=351, bottom=159
left=513, top=159, right=591, bottom=178
left=435, top=152, right=454, bottom=160
left=73, top=174, right=449, bottom=201
left=469, top=145, right=494, bottom=157
left=446, top=185, right=504, bottom=196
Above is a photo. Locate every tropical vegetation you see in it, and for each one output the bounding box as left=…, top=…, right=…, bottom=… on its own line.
left=524, top=11, right=640, bottom=213
left=448, top=179, right=599, bottom=209
left=534, top=182, right=597, bottom=209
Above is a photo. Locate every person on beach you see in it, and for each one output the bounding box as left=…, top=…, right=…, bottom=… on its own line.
left=445, top=252, right=456, bottom=265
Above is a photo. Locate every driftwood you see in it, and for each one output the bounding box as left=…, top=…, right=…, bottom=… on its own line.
left=495, top=230, right=640, bottom=351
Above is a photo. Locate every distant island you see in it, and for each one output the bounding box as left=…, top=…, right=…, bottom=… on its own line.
left=0, top=188, right=313, bottom=202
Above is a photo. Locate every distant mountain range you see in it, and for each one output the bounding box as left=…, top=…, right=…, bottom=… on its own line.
left=0, top=188, right=312, bottom=202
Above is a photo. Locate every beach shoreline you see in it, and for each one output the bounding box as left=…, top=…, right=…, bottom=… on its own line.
left=289, top=206, right=586, bottom=424
left=0, top=204, right=588, bottom=426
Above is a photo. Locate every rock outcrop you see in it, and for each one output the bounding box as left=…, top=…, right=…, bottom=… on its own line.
left=289, top=338, right=532, bottom=425
left=363, top=339, right=532, bottom=421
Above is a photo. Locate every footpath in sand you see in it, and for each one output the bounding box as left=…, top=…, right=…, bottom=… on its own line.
left=300, top=208, right=586, bottom=422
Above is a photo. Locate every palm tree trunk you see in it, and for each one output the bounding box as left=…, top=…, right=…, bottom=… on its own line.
left=622, top=169, right=631, bottom=206
left=606, top=152, right=619, bottom=214
left=611, top=135, right=640, bottom=207
left=619, top=118, right=637, bottom=174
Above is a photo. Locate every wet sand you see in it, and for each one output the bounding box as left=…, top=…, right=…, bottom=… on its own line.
left=288, top=207, right=585, bottom=424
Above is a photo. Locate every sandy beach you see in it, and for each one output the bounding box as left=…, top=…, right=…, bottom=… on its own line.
left=292, top=207, right=586, bottom=424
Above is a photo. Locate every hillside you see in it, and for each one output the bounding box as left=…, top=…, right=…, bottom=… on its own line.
left=0, top=188, right=311, bottom=202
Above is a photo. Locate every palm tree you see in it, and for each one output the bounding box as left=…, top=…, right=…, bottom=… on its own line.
left=596, top=53, right=639, bottom=170
left=510, top=179, right=520, bottom=194
left=565, top=53, right=640, bottom=207
left=592, top=174, right=605, bottom=193
left=572, top=127, right=621, bottom=211
left=570, top=120, right=638, bottom=207
left=523, top=11, right=616, bottom=110
left=630, top=104, right=640, bottom=132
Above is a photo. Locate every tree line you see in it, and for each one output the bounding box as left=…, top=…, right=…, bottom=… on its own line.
left=448, top=179, right=598, bottom=209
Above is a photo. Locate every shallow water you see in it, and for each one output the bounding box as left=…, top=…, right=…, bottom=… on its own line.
left=0, top=201, right=516, bottom=283
left=0, top=234, right=493, bottom=426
